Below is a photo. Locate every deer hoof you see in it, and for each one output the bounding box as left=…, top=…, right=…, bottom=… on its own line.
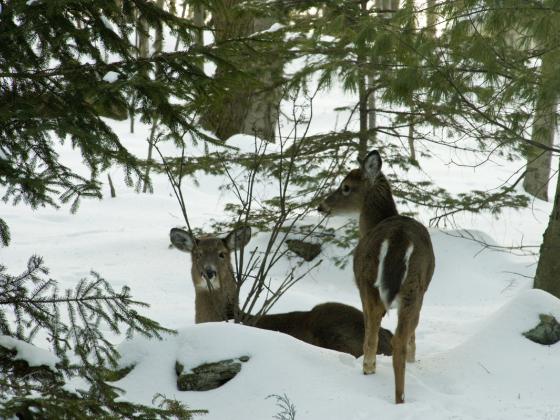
left=363, top=361, right=376, bottom=375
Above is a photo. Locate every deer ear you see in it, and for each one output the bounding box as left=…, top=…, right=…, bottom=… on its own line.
left=170, top=228, right=195, bottom=252
left=361, top=150, right=382, bottom=180
left=224, top=226, right=252, bottom=251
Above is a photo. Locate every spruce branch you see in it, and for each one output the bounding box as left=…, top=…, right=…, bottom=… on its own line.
left=0, top=218, right=10, bottom=247
left=0, top=256, right=174, bottom=368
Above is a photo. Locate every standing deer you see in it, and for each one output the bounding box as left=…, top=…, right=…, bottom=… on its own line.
left=318, top=150, right=435, bottom=404
left=169, top=226, right=393, bottom=357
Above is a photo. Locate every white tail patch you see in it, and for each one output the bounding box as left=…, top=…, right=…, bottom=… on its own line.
left=374, top=239, right=390, bottom=308
left=402, top=243, right=415, bottom=285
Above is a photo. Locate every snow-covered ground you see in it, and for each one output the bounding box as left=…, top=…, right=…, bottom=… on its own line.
left=115, top=289, right=560, bottom=420
left=2, top=83, right=559, bottom=419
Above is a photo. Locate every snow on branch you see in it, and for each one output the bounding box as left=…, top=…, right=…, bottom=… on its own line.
left=0, top=256, right=174, bottom=368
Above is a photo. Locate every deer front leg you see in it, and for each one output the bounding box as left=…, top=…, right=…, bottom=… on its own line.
left=362, top=301, right=385, bottom=375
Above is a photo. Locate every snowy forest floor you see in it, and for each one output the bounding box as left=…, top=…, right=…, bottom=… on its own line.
left=2, top=85, right=560, bottom=419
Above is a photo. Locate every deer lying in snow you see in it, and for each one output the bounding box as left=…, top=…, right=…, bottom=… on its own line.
left=169, top=226, right=393, bottom=357
left=318, top=150, right=435, bottom=404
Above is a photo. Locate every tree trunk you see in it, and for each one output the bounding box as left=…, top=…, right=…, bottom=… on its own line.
left=154, top=0, right=164, bottom=68
left=174, top=1, right=189, bottom=51
left=200, top=2, right=283, bottom=142
left=142, top=0, right=164, bottom=193
left=367, top=73, right=377, bottom=145
left=357, top=0, right=370, bottom=160
left=193, top=4, right=205, bottom=47
left=408, top=120, right=417, bottom=163
left=533, top=160, right=560, bottom=299
left=358, top=69, right=369, bottom=160
left=240, top=17, right=282, bottom=142
left=137, top=15, right=149, bottom=59
left=426, top=0, right=436, bottom=38
left=376, top=0, right=399, bottom=17
left=523, top=52, right=556, bottom=202
left=107, top=174, right=116, bottom=198
left=131, top=7, right=149, bottom=133
left=176, top=2, right=203, bottom=52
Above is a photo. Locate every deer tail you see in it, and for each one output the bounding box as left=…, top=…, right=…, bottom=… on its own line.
left=374, top=237, right=414, bottom=310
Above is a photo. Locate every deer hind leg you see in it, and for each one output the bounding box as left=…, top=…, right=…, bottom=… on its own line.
left=406, top=331, right=416, bottom=363
left=362, top=297, right=385, bottom=375
left=406, top=300, right=422, bottom=363
left=392, top=304, right=421, bottom=404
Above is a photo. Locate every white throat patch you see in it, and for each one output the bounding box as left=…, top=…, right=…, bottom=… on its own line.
left=195, top=276, right=221, bottom=292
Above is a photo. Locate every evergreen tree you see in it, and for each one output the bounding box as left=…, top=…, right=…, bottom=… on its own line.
left=0, top=256, right=206, bottom=418
left=0, top=0, right=222, bottom=414
left=160, top=0, right=536, bottom=259
left=275, top=0, right=532, bottom=220
left=437, top=0, right=560, bottom=297
left=0, top=0, right=220, bottom=237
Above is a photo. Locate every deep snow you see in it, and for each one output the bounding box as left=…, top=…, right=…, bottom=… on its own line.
left=1, top=79, right=559, bottom=418
left=114, top=289, right=560, bottom=420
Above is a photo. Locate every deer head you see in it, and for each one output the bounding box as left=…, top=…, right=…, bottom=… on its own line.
left=317, top=168, right=366, bottom=216
left=170, top=226, right=252, bottom=292
left=318, top=151, right=397, bottom=234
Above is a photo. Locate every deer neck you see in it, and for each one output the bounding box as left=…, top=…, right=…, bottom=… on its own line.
left=194, top=288, right=234, bottom=323
left=359, top=173, right=399, bottom=237
left=192, top=265, right=237, bottom=323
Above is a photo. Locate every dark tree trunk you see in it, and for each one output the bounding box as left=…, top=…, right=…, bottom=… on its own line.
left=367, top=73, right=377, bottom=145
left=523, top=52, right=556, bottom=202
left=200, top=2, right=283, bottom=142
left=533, top=160, right=560, bottom=299
left=107, top=174, right=116, bottom=198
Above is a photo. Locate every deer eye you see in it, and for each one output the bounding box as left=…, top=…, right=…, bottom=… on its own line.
left=342, top=185, right=351, bottom=195
left=218, top=252, right=226, bottom=260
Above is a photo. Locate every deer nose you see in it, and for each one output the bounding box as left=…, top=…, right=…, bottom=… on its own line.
left=204, top=268, right=217, bottom=280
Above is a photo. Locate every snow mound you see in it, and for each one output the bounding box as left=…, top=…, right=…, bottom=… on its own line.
left=115, top=323, right=366, bottom=419
left=411, top=289, right=560, bottom=419
left=418, top=289, right=560, bottom=396
left=114, top=291, right=560, bottom=420
left=426, top=229, right=530, bottom=306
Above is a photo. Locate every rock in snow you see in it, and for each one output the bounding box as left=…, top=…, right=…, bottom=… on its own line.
left=523, top=313, right=560, bottom=345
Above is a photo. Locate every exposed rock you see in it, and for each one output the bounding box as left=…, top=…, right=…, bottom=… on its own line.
left=176, top=356, right=250, bottom=391
left=523, top=314, right=560, bottom=345
left=286, top=240, right=321, bottom=262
